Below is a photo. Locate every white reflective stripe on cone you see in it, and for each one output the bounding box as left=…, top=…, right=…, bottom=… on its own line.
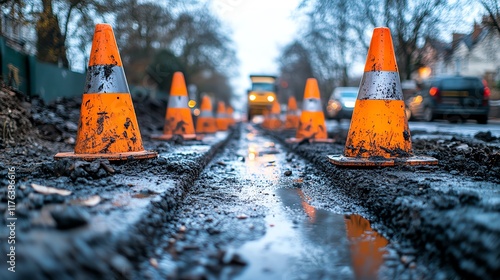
left=302, top=98, right=322, bottom=112
left=85, top=65, right=130, bottom=94
left=357, top=71, right=403, bottom=100
left=199, top=110, right=213, bottom=117
left=168, top=95, right=189, bottom=108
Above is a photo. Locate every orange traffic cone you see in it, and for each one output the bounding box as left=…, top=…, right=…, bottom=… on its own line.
left=55, top=24, right=157, bottom=161
left=265, top=100, right=282, bottom=129
left=216, top=101, right=228, bottom=131
left=196, top=95, right=217, bottom=134
left=284, top=96, right=299, bottom=129
left=286, top=78, right=333, bottom=143
left=328, top=27, right=437, bottom=166
left=152, top=72, right=198, bottom=141
left=226, top=105, right=235, bottom=127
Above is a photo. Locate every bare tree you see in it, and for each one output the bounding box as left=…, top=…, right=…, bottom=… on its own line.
left=36, top=0, right=68, bottom=66
left=299, top=0, right=458, bottom=80
left=0, top=0, right=26, bottom=36
left=479, top=0, right=500, bottom=34
left=278, top=41, right=314, bottom=103
left=112, top=1, right=237, bottom=102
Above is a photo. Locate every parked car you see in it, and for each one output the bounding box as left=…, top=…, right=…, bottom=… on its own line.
left=326, top=87, right=358, bottom=121
left=407, top=76, right=490, bottom=124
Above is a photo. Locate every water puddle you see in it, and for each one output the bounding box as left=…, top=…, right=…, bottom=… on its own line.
left=236, top=187, right=388, bottom=280
left=236, top=128, right=389, bottom=279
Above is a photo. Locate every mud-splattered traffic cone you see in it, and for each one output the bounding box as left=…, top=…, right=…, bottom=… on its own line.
left=328, top=27, right=437, bottom=166
left=196, top=95, right=217, bottom=134
left=216, top=101, right=228, bottom=131
left=55, top=24, right=157, bottom=161
left=152, top=72, right=198, bottom=141
left=286, top=78, right=333, bottom=143
left=266, top=100, right=282, bottom=130
left=284, top=96, right=299, bottom=129
left=226, top=105, right=235, bottom=127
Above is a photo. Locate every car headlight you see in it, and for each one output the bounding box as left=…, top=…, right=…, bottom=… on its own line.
left=343, top=101, right=355, bottom=108
left=327, top=100, right=342, bottom=112
left=267, top=96, right=274, bottom=102
left=249, top=94, right=256, bottom=101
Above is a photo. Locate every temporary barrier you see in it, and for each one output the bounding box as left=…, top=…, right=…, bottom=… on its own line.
left=152, top=71, right=198, bottom=140
left=287, top=78, right=333, bottom=143
left=196, top=95, right=217, bottom=134
left=216, top=101, right=228, bottom=131
left=55, top=24, right=157, bottom=161
left=265, top=100, right=282, bottom=129
left=284, top=96, right=299, bottom=129
left=328, top=27, right=437, bottom=166
left=227, top=105, right=235, bottom=127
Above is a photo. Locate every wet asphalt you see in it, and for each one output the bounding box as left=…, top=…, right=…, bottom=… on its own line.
left=135, top=124, right=423, bottom=280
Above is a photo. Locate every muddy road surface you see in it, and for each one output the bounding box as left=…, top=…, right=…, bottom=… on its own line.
left=1, top=86, right=499, bottom=279
left=133, top=123, right=500, bottom=279
left=135, top=125, right=410, bottom=279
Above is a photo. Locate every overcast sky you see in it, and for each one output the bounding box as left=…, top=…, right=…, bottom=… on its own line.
left=211, top=0, right=303, bottom=109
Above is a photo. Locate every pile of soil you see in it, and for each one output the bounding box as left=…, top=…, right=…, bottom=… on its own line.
left=30, top=97, right=82, bottom=144
left=413, top=137, right=500, bottom=183
left=0, top=83, right=34, bottom=147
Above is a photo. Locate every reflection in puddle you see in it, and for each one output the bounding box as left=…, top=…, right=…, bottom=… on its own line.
left=237, top=128, right=389, bottom=279
left=248, top=144, right=259, bottom=161
left=296, top=188, right=316, bottom=223
left=237, top=186, right=389, bottom=279
left=247, top=143, right=279, bottom=162
left=345, top=214, right=389, bottom=279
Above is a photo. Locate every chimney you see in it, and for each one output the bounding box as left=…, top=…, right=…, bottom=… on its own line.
left=452, top=33, right=465, bottom=49
left=472, top=21, right=482, bottom=41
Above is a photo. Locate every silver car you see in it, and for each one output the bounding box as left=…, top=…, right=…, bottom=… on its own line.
left=326, top=87, right=358, bottom=121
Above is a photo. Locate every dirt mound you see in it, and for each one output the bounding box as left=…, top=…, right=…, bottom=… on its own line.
left=30, top=94, right=166, bottom=143
left=30, top=97, right=82, bottom=143
left=0, top=83, right=34, bottom=147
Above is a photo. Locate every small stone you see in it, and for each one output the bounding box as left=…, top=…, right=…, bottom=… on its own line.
left=237, top=214, right=248, bottom=219
left=456, top=144, right=469, bottom=151
left=150, top=258, right=158, bottom=268
left=284, top=170, right=292, bottom=176
left=179, top=225, right=186, bottom=232
left=50, top=206, right=89, bottom=229
left=64, top=137, right=75, bottom=144
left=222, top=249, right=247, bottom=266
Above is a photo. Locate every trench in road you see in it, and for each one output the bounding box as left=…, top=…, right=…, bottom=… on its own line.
left=235, top=125, right=389, bottom=279
left=147, top=125, right=393, bottom=279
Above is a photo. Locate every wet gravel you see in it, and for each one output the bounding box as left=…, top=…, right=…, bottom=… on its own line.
left=0, top=83, right=237, bottom=279
left=265, top=126, right=500, bottom=280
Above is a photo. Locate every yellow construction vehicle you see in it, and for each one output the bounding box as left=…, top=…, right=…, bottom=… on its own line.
left=247, top=75, right=277, bottom=120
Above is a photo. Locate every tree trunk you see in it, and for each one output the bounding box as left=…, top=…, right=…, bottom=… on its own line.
left=36, top=0, right=69, bottom=67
